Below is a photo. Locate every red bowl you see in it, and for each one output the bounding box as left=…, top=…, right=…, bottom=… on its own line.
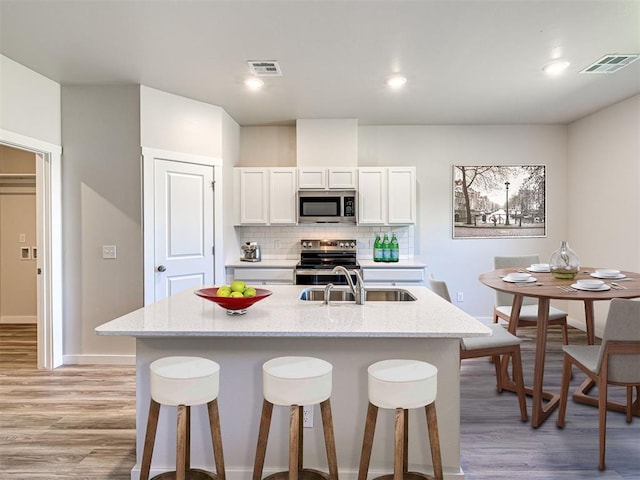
left=195, top=287, right=272, bottom=314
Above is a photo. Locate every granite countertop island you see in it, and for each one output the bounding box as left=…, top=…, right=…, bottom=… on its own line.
left=97, top=285, right=489, bottom=480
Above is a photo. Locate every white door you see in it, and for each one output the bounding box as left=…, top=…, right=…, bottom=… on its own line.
left=154, top=159, right=214, bottom=301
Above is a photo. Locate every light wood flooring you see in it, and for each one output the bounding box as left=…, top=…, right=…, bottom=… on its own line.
left=1, top=324, right=638, bottom=479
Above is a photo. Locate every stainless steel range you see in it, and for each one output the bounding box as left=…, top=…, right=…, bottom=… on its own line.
left=295, top=239, right=360, bottom=285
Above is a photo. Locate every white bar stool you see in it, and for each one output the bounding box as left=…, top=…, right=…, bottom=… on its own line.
left=253, top=356, right=339, bottom=480
left=358, top=359, right=443, bottom=480
left=140, top=356, right=226, bottom=480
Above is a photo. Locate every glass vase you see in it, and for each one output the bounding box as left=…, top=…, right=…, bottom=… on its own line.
left=549, top=241, right=580, bottom=279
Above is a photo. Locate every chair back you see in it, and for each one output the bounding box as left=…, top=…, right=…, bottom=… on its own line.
left=597, top=298, right=640, bottom=383
left=428, top=273, right=451, bottom=303
left=494, top=255, right=540, bottom=307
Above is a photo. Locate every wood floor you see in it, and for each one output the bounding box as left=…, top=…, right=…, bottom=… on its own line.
left=1, top=324, right=638, bottom=479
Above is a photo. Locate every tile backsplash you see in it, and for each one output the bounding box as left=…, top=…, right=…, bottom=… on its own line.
left=236, top=225, right=415, bottom=259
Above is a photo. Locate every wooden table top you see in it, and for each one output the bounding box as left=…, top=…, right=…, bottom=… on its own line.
left=479, top=267, right=640, bottom=301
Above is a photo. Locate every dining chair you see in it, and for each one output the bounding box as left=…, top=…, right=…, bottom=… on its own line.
left=556, top=298, right=640, bottom=470
left=494, top=255, right=569, bottom=344
left=429, top=273, right=528, bottom=420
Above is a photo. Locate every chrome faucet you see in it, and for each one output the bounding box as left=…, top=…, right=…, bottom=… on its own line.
left=331, top=266, right=366, bottom=305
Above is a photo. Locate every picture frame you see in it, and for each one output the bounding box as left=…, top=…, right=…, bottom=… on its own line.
left=453, top=165, right=546, bottom=239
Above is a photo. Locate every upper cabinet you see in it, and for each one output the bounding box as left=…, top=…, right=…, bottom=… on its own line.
left=235, top=168, right=297, bottom=225
left=358, top=167, right=416, bottom=225
left=298, top=167, right=357, bottom=190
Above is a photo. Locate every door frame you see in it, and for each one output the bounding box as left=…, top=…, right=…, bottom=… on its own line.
left=141, top=147, right=224, bottom=305
left=1, top=129, right=63, bottom=369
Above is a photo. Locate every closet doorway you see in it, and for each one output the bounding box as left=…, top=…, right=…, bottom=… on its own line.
left=0, top=130, right=62, bottom=369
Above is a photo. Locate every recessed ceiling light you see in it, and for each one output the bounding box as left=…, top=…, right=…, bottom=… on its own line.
left=543, top=60, right=570, bottom=75
left=244, top=77, right=264, bottom=90
left=386, top=74, right=407, bottom=89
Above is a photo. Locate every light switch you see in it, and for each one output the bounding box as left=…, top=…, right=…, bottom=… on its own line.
left=102, top=245, right=117, bottom=259
left=19, top=233, right=26, bottom=243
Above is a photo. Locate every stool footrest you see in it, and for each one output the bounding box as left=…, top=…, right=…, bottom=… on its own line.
left=262, top=468, right=334, bottom=480
left=372, top=472, right=436, bottom=480
left=151, top=468, right=221, bottom=480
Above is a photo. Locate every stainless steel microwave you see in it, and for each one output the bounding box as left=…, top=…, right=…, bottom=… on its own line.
left=297, top=190, right=357, bottom=223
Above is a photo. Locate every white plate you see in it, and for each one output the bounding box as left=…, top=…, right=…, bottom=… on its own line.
left=571, top=283, right=611, bottom=292
left=503, top=276, right=537, bottom=283
left=590, top=273, right=625, bottom=280
left=527, top=267, right=550, bottom=273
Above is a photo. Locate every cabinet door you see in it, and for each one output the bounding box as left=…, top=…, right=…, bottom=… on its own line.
left=328, top=168, right=357, bottom=189
left=388, top=167, right=416, bottom=224
left=239, top=169, right=268, bottom=224
left=269, top=168, right=297, bottom=224
left=298, top=168, right=326, bottom=189
left=358, top=168, right=386, bottom=224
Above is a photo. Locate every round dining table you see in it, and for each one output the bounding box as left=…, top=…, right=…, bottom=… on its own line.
left=479, top=267, right=640, bottom=427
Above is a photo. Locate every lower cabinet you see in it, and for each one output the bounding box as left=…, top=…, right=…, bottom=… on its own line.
left=230, top=267, right=294, bottom=285
left=362, top=267, right=425, bottom=286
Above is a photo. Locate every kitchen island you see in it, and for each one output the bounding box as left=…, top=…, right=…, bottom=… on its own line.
left=96, top=285, right=490, bottom=480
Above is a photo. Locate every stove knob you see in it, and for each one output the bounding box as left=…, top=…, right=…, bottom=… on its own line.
left=350, top=242, right=356, bottom=248
left=302, top=242, right=308, bottom=248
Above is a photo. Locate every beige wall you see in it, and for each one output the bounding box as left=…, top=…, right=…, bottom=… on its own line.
left=0, top=145, right=37, bottom=322
left=567, top=94, right=640, bottom=336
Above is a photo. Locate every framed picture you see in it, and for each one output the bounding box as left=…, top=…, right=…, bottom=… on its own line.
left=453, top=165, right=546, bottom=239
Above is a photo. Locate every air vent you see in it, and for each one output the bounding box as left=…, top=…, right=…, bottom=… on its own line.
left=248, top=60, right=282, bottom=76
left=580, top=54, right=640, bottom=74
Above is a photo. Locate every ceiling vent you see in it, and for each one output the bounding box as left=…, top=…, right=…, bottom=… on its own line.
left=248, top=60, right=282, bottom=76
left=580, top=54, right=640, bottom=74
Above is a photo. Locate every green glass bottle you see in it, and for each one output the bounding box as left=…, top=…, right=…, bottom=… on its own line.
left=382, top=233, right=391, bottom=262
left=373, top=234, right=382, bottom=262
left=390, top=233, right=399, bottom=262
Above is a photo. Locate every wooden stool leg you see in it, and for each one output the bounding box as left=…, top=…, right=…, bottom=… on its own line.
left=253, top=399, right=273, bottom=480
left=320, top=399, right=339, bottom=480
left=207, top=399, right=226, bottom=479
left=140, top=399, right=161, bottom=480
left=511, top=346, right=529, bottom=422
left=394, top=408, right=404, bottom=480
left=357, top=402, right=378, bottom=480
left=425, top=403, right=443, bottom=480
left=297, top=406, right=304, bottom=471
left=176, top=405, right=188, bottom=480
left=403, top=409, right=409, bottom=474
left=289, top=405, right=300, bottom=480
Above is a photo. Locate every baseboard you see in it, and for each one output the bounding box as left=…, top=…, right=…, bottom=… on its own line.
left=130, top=466, right=465, bottom=480
left=0, top=315, right=37, bottom=324
left=63, top=354, right=136, bottom=365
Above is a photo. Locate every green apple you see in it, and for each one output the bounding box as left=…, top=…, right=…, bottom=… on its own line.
left=229, top=291, right=244, bottom=298
left=230, top=280, right=246, bottom=293
left=216, top=286, right=231, bottom=297
left=243, top=287, right=257, bottom=298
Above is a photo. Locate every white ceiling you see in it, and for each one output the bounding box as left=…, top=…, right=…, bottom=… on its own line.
left=1, top=0, right=639, bottom=126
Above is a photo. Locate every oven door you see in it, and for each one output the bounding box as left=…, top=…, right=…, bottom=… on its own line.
left=294, top=269, right=359, bottom=286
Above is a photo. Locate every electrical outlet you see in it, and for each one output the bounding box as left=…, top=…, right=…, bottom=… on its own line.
left=102, top=245, right=117, bottom=259
left=457, top=291, right=464, bottom=302
left=303, top=405, right=313, bottom=428
left=274, top=239, right=282, bottom=249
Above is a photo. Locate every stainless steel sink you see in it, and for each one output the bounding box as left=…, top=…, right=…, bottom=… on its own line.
left=299, top=288, right=416, bottom=302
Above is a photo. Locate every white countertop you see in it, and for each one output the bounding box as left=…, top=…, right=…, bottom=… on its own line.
left=226, top=259, right=299, bottom=268
left=358, top=259, right=427, bottom=268
left=95, top=285, right=489, bottom=339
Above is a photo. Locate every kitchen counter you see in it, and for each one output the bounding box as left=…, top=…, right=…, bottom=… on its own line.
left=96, top=285, right=488, bottom=480
left=225, top=258, right=299, bottom=268
left=358, top=258, right=427, bottom=268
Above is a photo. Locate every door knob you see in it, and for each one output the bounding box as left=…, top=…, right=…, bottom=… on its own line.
left=157, top=265, right=167, bottom=272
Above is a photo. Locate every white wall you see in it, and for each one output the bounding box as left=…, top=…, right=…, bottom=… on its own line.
left=61, top=85, right=141, bottom=361
left=358, top=125, right=569, bottom=318
left=567, top=94, right=640, bottom=336
left=0, top=55, right=61, bottom=145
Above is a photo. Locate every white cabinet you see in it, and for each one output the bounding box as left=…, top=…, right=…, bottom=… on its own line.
left=362, top=267, right=425, bottom=286
left=358, top=168, right=387, bottom=224
left=236, top=168, right=297, bottom=225
left=358, top=167, right=416, bottom=225
left=232, top=267, right=294, bottom=285
left=238, top=168, right=269, bottom=224
left=298, top=167, right=357, bottom=189
left=269, top=168, right=297, bottom=224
